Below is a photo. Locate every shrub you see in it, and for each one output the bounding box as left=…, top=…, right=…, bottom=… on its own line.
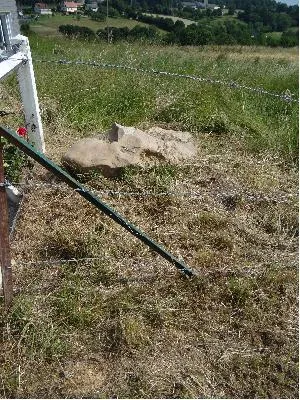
left=20, top=23, right=30, bottom=35
left=58, top=25, right=95, bottom=39
left=280, top=30, right=299, bottom=47
left=97, top=26, right=160, bottom=43
left=266, top=35, right=281, bottom=47
left=89, top=11, right=106, bottom=22
left=2, top=140, right=29, bottom=182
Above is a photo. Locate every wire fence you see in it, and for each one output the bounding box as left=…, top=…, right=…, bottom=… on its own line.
left=9, top=181, right=297, bottom=204
left=2, top=55, right=297, bottom=103
left=6, top=173, right=297, bottom=280
left=16, top=256, right=109, bottom=267
left=14, top=255, right=298, bottom=277
left=33, top=58, right=298, bottom=103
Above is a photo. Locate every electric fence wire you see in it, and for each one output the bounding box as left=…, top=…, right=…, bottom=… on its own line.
left=9, top=181, right=297, bottom=204
left=14, top=255, right=298, bottom=276
left=16, top=256, right=108, bottom=267
left=1, top=55, right=297, bottom=103
left=33, top=58, right=298, bottom=103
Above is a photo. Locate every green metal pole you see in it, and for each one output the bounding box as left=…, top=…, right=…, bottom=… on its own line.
left=0, top=125, right=196, bottom=278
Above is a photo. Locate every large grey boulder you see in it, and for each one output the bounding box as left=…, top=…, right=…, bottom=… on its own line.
left=62, top=123, right=197, bottom=177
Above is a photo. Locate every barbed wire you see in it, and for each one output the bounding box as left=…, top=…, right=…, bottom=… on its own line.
left=14, top=255, right=298, bottom=275
left=10, top=181, right=297, bottom=204
left=5, top=55, right=295, bottom=103
left=31, top=57, right=297, bottom=103
left=1, top=54, right=298, bottom=102
left=15, top=256, right=107, bottom=267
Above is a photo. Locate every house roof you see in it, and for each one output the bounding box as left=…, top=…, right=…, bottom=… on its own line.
left=63, top=2, right=79, bottom=7
left=35, top=3, right=51, bottom=8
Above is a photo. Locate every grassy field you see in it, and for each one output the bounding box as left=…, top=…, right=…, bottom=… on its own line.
left=198, top=14, right=241, bottom=26
left=143, top=13, right=196, bottom=26
left=25, top=35, right=298, bottom=163
left=0, top=35, right=298, bottom=398
left=30, top=14, right=151, bottom=36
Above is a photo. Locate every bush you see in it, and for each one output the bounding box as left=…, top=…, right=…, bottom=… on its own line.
left=89, top=11, right=106, bottom=22
left=266, top=35, right=281, bottom=47
left=20, top=23, right=30, bottom=35
left=137, top=14, right=175, bottom=32
left=58, top=25, right=95, bottom=39
left=3, top=140, right=29, bottom=182
left=97, top=26, right=160, bottom=43
left=280, top=30, right=299, bottom=47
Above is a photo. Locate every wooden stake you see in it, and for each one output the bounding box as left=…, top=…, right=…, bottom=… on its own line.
left=0, top=137, right=13, bottom=308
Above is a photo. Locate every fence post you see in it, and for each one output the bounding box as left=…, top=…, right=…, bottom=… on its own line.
left=16, top=34, right=45, bottom=153
left=0, top=137, right=13, bottom=308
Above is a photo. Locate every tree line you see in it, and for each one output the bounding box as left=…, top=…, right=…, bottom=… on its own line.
left=86, top=1, right=298, bottom=47
left=59, top=17, right=298, bottom=47
left=21, top=0, right=299, bottom=47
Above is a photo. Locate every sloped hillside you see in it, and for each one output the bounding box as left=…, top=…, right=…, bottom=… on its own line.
left=0, top=38, right=298, bottom=398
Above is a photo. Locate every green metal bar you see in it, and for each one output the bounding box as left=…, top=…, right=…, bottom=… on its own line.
left=0, top=125, right=196, bottom=277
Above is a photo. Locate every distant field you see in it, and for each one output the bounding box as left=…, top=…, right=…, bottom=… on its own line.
left=30, top=14, right=151, bottom=36
left=143, top=13, right=196, bottom=26
left=143, top=13, right=239, bottom=27
left=198, top=14, right=247, bottom=28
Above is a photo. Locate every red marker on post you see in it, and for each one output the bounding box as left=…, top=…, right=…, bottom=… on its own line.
left=16, top=126, right=28, bottom=141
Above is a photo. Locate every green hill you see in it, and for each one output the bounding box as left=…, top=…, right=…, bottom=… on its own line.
left=30, top=14, right=153, bottom=36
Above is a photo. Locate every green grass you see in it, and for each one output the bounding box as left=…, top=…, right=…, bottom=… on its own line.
left=199, top=14, right=242, bottom=27
left=27, top=34, right=298, bottom=163
left=30, top=14, right=152, bottom=36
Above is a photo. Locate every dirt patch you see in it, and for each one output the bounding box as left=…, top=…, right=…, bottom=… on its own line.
left=60, top=359, right=107, bottom=397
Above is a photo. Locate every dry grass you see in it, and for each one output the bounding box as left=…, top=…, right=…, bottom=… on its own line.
left=0, top=119, right=298, bottom=398
left=194, top=45, right=299, bottom=62
left=0, top=39, right=298, bottom=398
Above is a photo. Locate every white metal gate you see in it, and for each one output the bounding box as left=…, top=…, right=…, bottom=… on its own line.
left=0, top=11, right=45, bottom=152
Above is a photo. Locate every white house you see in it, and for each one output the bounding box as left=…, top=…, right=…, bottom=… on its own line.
left=34, top=3, right=53, bottom=15
left=183, top=1, right=221, bottom=10
left=182, top=2, right=198, bottom=9
left=61, top=1, right=79, bottom=13
left=85, top=2, right=98, bottom=12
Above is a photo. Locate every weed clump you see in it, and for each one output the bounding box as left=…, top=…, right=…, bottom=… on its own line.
left=202, top=113, right=232, bottom=135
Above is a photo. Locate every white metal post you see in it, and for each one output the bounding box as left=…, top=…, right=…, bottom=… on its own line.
left=16, top=34, right=45, bottom=153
